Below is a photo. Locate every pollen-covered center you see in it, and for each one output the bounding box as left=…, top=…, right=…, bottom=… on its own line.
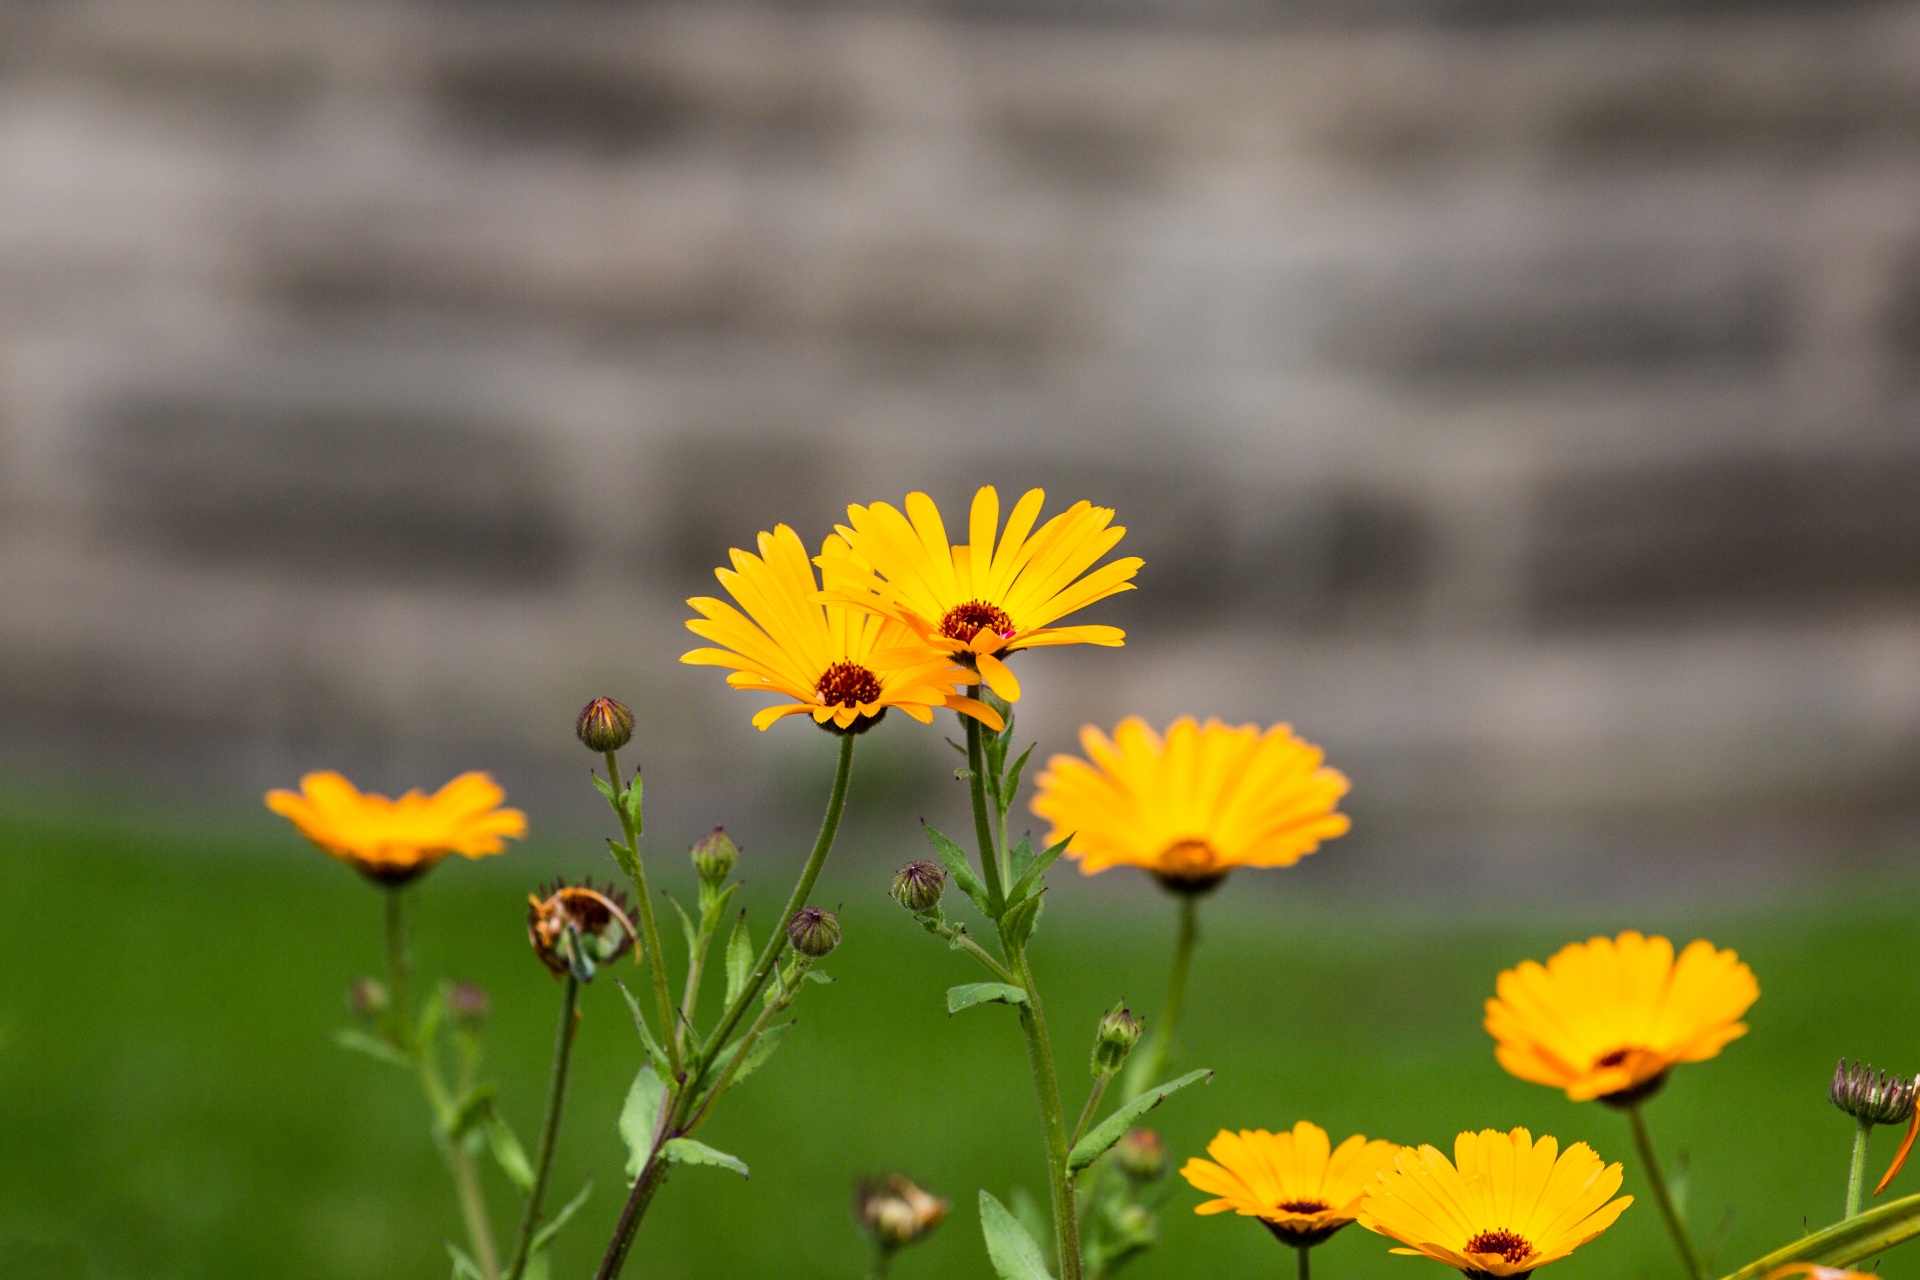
left=939, top=599, right=1015, bottom=643
left=1276, top=1199, right=1330, bottom=1215
left=816, top=660, right=883, bottom=708
left=1159, top=840, right=1222, bottom=879
left=1465, top=1230, right=1534, bottom=1265
left=1595, top=1047, right=1635, bottom=1068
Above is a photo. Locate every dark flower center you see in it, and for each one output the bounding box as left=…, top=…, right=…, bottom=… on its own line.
left=1277, top=1199, right=1330, bottom=1215
left=1595, top=1047, right=1634, bottom=1068
left=816, top=660, right=883, bottom=708
left=939, top=599, right=1015, bottom=643
left=1465, top=1230, right=1534, bottom=1266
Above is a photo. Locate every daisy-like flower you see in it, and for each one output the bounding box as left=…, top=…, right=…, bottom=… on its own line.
left=265, top=771, right=526, bottom=885
left=1031, top=716, right=1350, bottom=893
left=1358, top=1128, right=1632, bottom=1279
left=1486, top=931, right=1758, bottom=1105
left=814, top=485, right=1142, bottom=702
left=1182, top=1121, right=1398, bottom=1248
left=682, top=524, right=1003, bottom=733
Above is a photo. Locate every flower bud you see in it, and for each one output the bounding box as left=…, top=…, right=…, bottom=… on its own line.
left=576, top=697, right=634, bottom=753
left=787, top=906, right=841, bottom=959
left=1114, top=1128, right=1166, bottom=1182
left=1091, top=1002, right=1143, bottom=1076
left=347, top=976, right=390, bottom=1022
left=856, top=1174, right=949, bottom=1251
left=447, top=980, right=490, bottom=1029
left=1832, top=1059, right=1917, bottom=1127
left=692, top=827, right=739, bottom=887
left=891, top=860, right=946, bottom=914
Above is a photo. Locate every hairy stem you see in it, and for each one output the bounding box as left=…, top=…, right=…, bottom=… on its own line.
left=1122, top=894, right=1199, bottom=1104
left=594, top=1152, right=671, bottom=1280
left=965, top=705, right=1007, bottom=916
left=604, top=749, right=680, bottom=1081
left=504, top=973, right=581, bottom=1280
left=1848, top=1119, right=1875, bottom=1220
left=1627, top=1103, right=1707, bottom=1280
left=1074, top=1074, right=1113, bottom=1149
left=1010, top=942, right=1082, bottom=1280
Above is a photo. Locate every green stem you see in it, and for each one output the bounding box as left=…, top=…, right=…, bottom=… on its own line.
left=504, top=974, right=581, bottom=1280
left=1009, top=942, right=1082, bottom=1280
left=595, top=1152, right=671, bottom=1280
left=1848, top=1119, right=1875, bottom=1220
left=965, top=703, right=1008, bottom=916
left=604, top=750, right=680, bottom=1082
left=933, top=921, right=1019, bottom=984
left=1122, top=894, right=1199, bottom=1104
left=1073, top=1073, right=1112, bottom=1149
left=684, top=958, right=808, bottom=1136
left=1627, top=1103, right=1707, bottom=1280
left=1297, top=1245, right=1310, bottom=1280
left=867, top=1249, right=894, bottom=1280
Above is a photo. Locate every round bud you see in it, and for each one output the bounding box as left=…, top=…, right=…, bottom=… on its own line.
left=890, top=860, right=947, bottom=914
left=1114, top=1128, right=1166, bottom=1182
left=1832, top=1059, right=1917, bottom=1127
left=692, top=827, right=739, bottom=887
left=447, top=980, right=491, bottom=1029
left=347, top=976, right=390, bottom=1022
left=787, top=906, right=842, bottom=959
left=1091, top=1002, right=1144, bottom=1076
left=575, top=697, right=634, bottom=753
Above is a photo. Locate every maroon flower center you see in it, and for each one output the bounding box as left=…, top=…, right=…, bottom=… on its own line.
left=1465, top=1230, right=1534, bottom=1265
left=1277, top=1199, right=1330, bottom=1215
left=939, top=599, right=1015, bottom=643
left=816, top=661, right=883, bottom=708
left=1595, top=1047, right=1634, bottom=1069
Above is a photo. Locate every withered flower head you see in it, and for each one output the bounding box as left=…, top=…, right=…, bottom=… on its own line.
left=1831, top=1060, right=1917, bottom=1127
left=788, top=906, right=842, bottom=959
left=528, top=878, right=638, bottom=981
left=576, top=697, right=635, bottom=753
left=856, top=1174, right=950, bottom=1251
left=890, top=860, right=946, bottom=914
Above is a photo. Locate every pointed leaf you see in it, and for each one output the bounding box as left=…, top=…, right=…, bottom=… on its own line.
left=1001, top=891, right=1044, bottom=948
left=1720, top=1190, right=1920, bottom=1280
left=803, top=969, right=833, bottom=985
left=621, top=775, right=645, bottom=832
left=619, top=1064, right=666, bottom=1181
left=663, top=1137, right=749, bottom=1178
left=725, top=914, right=754, bottom=1007
left=614, top=979, right=672, bottom=1075
left=667, top=893, right=698, bottom=958
left=486, top=1115, right=534, bottom=1193
left=1001, top=743, right=1036, bottom=816
left=447, top=1244, right=486, bottom=1280
left=925, top=823, right=993, bottom=916
left=1069, top=1069, right=1213, bottom=1174
left=606, top=838, right=641, bottom=882
left=1006, top=834, right=1036, bottom=887
left=699, top=882, right=739, bottom=935
left=591, top=773, right=618, bottom=805
left=333, top=1027, right=410, bottom=1068
left=693, top=1021, right=795, bottom=1105
left=948, top=982, right=1029, bottom=1014
left=980, top=1190, right=1055, bottom=1280
left=529, top=1180, right=593, bottom=1255
left=445, top=1084, right=497, bottom=1141
left=1006, top=836, right=1069, bottom=908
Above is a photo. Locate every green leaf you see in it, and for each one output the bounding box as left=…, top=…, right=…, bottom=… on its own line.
left=621, top=774, right=645, bottom=832
left=925, top=823, right=993, bottom=916
left=416, top=987, right=446, bottom=1048
left=699, top=882, right=739, bottom=935
left=1006, top=833, right=1036, bottom=887
left=667, top=893, right=698, bottom=959
left=1720, top=1190, right=1920, bottom=1280
left=606, top=838, right=641, bottom=882
left=1001, top=743, right=1036, bottom=815
left=803, top=969, right=833, bottom=985
left=591, top=773, right=618, bottom=805
left=332, top=1027, right=410, bottom=1068
left=522, top=1255, right=551, bottom=1280
left=663, top=1137, right=749, bottom=1178
left=1001, top=891, right=1044, bottom=948
left=1068, top=1069, right=1213, bottom=1174
left=445, top=1084, right=497, bottom=1141
left=980, top=1190, right=1055, bottom=1280
left=447, top=1244, right=485, bottom=1280
left=619, top=1064, right=666, bottom=1182
left=529, top=1180, right=593, bottom=1255
left=1009, top=1185, right=1051, bottom=1261
left=724, top=914, right=754, bottom=1007
left=1006, top=836, right=1069, bottom=908
left=485, top=1116, right=534, bottom=1193
left=614, top=979, right=672, bottom=1075
left=948, top=982, right=1029, bottom=1014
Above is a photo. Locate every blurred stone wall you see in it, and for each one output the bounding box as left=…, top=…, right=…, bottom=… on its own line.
left=4, top=0, right=1920, bottom=888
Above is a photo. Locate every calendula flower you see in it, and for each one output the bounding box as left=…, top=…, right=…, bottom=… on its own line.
left=1031, top=717, right=1350, bottom=892
left=1358, top=1128, right=1631, bottom=1277
left=266, top=771, right=526, bottom=885
left=815, top=485, right=1141, bottom=701
left=1182, top=1121, right=1398, bottom=1247
left=527, top=878, right=637, bottom=980
left=683, top=524, right=1002, bottom=733
left=1485, top=931, right=1758, bottom=1104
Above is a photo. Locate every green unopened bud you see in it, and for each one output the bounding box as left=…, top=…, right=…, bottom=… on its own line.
left=1114, top=1128, right=1166, bottom=1182
left=1832, top=1059, right=1916, bottom=1126
left=347, top=976, right=390, bottom=1022
left=692, top=827, right=739, bottom=887
left=447, top=980, right=490, bottom=1030
left=576, top=697, right=634, bottom=753
left=1091, top=1002, right=1143, bottom=1076
left=787, top=906, right=841, bottom=959
left=891, top=860, right=946, bottom=914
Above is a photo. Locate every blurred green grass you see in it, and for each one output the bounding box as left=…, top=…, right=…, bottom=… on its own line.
left=0, top=800, right=1914, bottom=1280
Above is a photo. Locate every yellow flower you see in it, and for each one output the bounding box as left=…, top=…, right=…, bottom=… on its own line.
left=682, top=523, right=1002, bottom=733
left=1182, top=1121, right=1398, bottom=1247
left=1485, top=931, right=1758, bottom=1104
left=1030, top=716, right=1350, bottom=892
left=266, top=771, right=526, bottom=884
left=815, top=485, right=1142, bottom=701
left=1357, top=1128, right=1631, bottom=1277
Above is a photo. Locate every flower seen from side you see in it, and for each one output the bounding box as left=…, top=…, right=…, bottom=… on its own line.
left=527, top=878, right=637, bottom=980
left=815, top=485, right=1142, bottom=702
left=683, top=524, right=1003, bottom=733
left=265, top=771, right=526, bottom=885
left=1182, top=1121, right=1398, bottom=1248
left=1357, top=1128, right=1631, bottom=1278
left=1485, top=931, right=1758, bottom=1105
left=856, top=1173, right=950, bottom=1253
left=1031, top=716, right=1351, bottom=893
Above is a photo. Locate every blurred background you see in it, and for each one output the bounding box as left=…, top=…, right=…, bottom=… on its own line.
left=3, top=0, right=1920, bottom=1276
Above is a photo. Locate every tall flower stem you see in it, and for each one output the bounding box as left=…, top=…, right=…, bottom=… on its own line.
left=504, top=973, right=581, bottom=1280
left=1297, top=1245, right=1311, bottom=1280
left=1626, top=1103, right=1707, bottom=1280
left=604, top=750, right=680, bottom=1080
left=964, top=711, right=1008, bottom=915
left=1847, top=1119, right=1875, bottom=1219
left=1122, top=894, right=1198, bottom=1103
left=597, top=1154, right=671, bottom=1280
left=1074, top=1074, right=1113, bottom=1148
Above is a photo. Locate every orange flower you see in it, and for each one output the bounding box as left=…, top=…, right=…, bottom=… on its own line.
left=266, top=771, right=525, bottom=884
left=1182, top=1121, right=1398, bottom=1247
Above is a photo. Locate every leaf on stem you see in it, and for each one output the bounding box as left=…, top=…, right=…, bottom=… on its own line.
left=529, top=1180, right=594, bottom=1255
left=1068, top=1069, right=1213, bottom=1174
left=619, top=1064, right=666, bottom=1182
left=333, top=1027, right=410, bottom=1068
left=614, top=979, right=673, bottom=1075
left=1001, top=743, right=1036, bottom=817
left=445, top=1084, right=498, bottom=1141
left=692, top=1022, right=795, bottom=1106
left=663, top=1137, right=749, bottom=1178
left=1720, top=1191, right=1920, bottom=1279
left=667, top=893, right=699, bottom=958
left=606, top=839, right=641, bottom=882
left=925, top=823, right=994, bottom=916
left=1001, top=891, right=1044, bottom=948
left=803, top=970, right=833, bottom=985
left=446, top=1244, right=486, bottom=1280
left=621, top=775, right=645, bottom=832
left=591, top=774, right=618, bottom=805
left=948, top=983, right=1030, bottom=1014
left=724, top=914, right=754, bottom=1007
left=979, top=1189, right=1056, bottom=1280
left=1006, top=836, right=1069, bottom=908
left=485, top=1115, right=535, bottom=1193
left=700, top=882, right=739, bottom=935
